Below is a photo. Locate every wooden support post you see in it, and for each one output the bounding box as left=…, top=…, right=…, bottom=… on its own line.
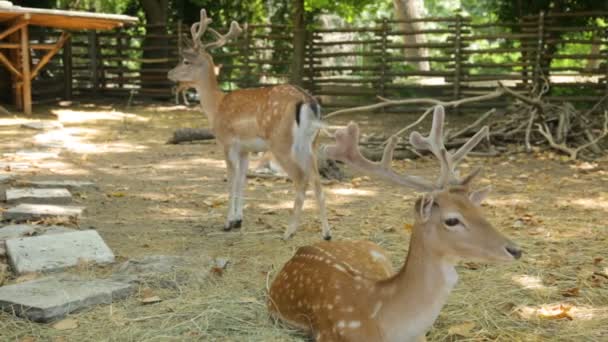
left=452, top=15, right=463, bottom=104
left=63, top=33, right=72, bottom=100
left=243, top=24, right=252, bottom=87
left=604, top=27, right=608, bottom=95
left=306, top=31, right=315, bottom=92
left=379, top=18, right=389, bottom=99
left=20, top=24, right=31, bottom=115
left=290, top=0, right=305, bottom=86
left=177, top=20, right=183, bottom=56
left=532, top=11, right=545, bottom=95
left=88, top=31, right=98, bottom=92
left=30, top=32, right=70, bottom=80
left=116, top=29, right=124, bottom=89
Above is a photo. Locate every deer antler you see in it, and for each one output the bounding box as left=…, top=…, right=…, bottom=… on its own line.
left=324, top=105, right=489, bottom=192
left=323, top=122, right=435, bottom=192
left=204, top=21, right=243, bottom=50
left=409, top=106, right=489, bottom=187
left=191, top=9, right=213, bottom=49
left=190, top=9, right=242, bottom=51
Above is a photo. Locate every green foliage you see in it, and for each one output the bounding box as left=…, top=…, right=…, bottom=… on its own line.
left=305, top=0, right=380, bottom=23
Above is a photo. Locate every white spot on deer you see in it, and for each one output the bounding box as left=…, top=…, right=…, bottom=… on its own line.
left=370, top=301, right=383, bottom=318
left=348, top=321, right=361, bottom=329
left=342, top=306, right=354, bottom=313
left=333, top=264, right=346, bottom=273
left=370, top=250, right=387, bottom=262
left=336, top=321, right=346, bottom=328
left=326, top=304, right=334, bottom=310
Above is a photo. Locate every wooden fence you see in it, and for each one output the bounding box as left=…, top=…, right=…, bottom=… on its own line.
left=11, top=11, right=608, bottom=112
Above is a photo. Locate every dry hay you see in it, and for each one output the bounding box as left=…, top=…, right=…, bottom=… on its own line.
left=0, top=105, right=606, bottom=341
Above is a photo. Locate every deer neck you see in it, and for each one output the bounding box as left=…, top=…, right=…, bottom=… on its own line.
left=374, top=224, right=458, bottom=341
left=193, top=68, right=224, bottom=124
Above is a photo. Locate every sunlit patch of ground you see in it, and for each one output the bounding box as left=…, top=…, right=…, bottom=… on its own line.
left=0, top=104, right=606, bottom=341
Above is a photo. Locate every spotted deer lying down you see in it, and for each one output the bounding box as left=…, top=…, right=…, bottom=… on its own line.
left=168, top=9, right=331, bottom=240
left=268, top=106, right=522, bottom=341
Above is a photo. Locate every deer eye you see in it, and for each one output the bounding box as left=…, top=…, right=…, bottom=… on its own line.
left=183, top=60, right=190, bottom=65
left=444, top=218, right=460, bottom=227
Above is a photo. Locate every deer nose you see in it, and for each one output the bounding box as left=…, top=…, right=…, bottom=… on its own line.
left=505, top=245, right=522, bottom=260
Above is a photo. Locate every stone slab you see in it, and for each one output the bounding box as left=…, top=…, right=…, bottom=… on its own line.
left=17, top=180, right=97, bottom=191
left=0, top=275, right=134, bottom=322
left=6, top=230, right=114, bottom=274
left=113, top=255, right=209, bottom=289
left=6, top=188, right=72, bottom=205
left=0, top=162, right=31, bottom=170
left=0, top=174, right=13, bottom=183
left=21, top=121, right=64, bottom=131
left=3, top=204, right=84, bottom=222
left=0, top=224, right=73, bottom=240
left=8, top=150, right=60, bottom=160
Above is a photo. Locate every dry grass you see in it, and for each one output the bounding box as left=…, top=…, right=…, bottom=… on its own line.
left=0, top=104, right=606, bottom=341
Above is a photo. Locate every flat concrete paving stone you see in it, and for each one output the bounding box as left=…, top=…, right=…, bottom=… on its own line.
left=0, top=162, right=31, bottom=170
left=0, top=224, right=73, bottom=240
left=7, top=150, right=60, bottom=160
left=3, top=204, right=84, bottom=222
left=17, top=180, right=97, bottom=190
left=0, top=174, right=13, bottom=183
left=21, top=121, right=64, bottom=131
left=6, top=230, right=114, bottom=274
left=0, top=275, right=134, bottom=322
left=6, top=188, right=72, bottom=205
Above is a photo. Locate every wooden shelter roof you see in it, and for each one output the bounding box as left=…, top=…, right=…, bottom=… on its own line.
left=0, top=4, right=138, bottom=30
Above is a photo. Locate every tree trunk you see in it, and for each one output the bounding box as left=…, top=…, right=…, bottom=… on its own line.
left=393, top=0, right=429, bottom=71
left=290, top=0, right=305, bottom=86
left=141, top=0, right=170, bottom=99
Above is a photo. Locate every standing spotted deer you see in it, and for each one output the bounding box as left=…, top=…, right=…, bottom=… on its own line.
left=168, top=9, right=331, bottom=240
left=268, top=106, right=522, bottom=341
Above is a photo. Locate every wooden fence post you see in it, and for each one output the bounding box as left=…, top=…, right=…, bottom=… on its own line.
left=243, top=24, right=253, bottom=87
left=88, top=31, right=98, bottom=92
left=116, top=29, right=124, bottom=89
left=306, top=30, right=315, bottom=93
left=604, top=26, right=608, bottom=95
left=379, top=18, right=389, bottom=99
left=452, top=15, right=463, bottom=104
left=62, top=34, right=72, bottom=100
left=532, top=11, right=545, bottom=93
left=177, top=20, right=183, bottom=56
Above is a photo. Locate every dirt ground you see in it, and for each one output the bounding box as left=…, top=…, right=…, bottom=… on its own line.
left=0, top=103, right=607, bottom=341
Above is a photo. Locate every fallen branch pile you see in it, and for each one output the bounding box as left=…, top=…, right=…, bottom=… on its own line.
left=326, top=81, right=608, bottom=161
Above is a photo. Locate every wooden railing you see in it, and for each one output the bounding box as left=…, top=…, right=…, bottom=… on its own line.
left=17, top=12, right=608, bottom=112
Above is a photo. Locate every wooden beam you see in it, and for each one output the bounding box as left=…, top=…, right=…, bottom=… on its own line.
left=20, top=24, right=32, bottom=115
left=0, top=16, right=30, bottom=41
left=0, top=43, right=19, bottom=49
left=0, top=51, right=22, bottom=78
left=30, top=32, right=71, bottom=80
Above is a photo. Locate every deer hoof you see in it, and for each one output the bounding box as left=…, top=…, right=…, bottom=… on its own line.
left=223, top=219, right=242, bottom=231
left=323, top=234, right=332, bottom=241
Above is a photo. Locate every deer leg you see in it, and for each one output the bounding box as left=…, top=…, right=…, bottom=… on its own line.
left=273, top=153, right=308, bottom=240
left=223, top=147, right=241, bottom=230
left=311, top=157, right=331, bottom=240
left=182, top=90, right=190, bottom=106
left=173, top=86, right=179, bottom=105
left=233, top=152, right=249, bottom=228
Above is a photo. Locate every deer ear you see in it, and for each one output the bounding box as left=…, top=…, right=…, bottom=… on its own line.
left=414, top=194, right=435, bottom=222
left=469, top=186, right=492, bottom=206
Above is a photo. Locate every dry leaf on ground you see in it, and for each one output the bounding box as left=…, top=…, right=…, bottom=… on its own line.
left=560, top=287, right=580, bottom=297
left=538, top=304, right=573, bottom=320
left=52, top=318, right=79, bottom=330
left=141, top=296, right=163, bottom=305
left=447, top=321, right=475, bottom=337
